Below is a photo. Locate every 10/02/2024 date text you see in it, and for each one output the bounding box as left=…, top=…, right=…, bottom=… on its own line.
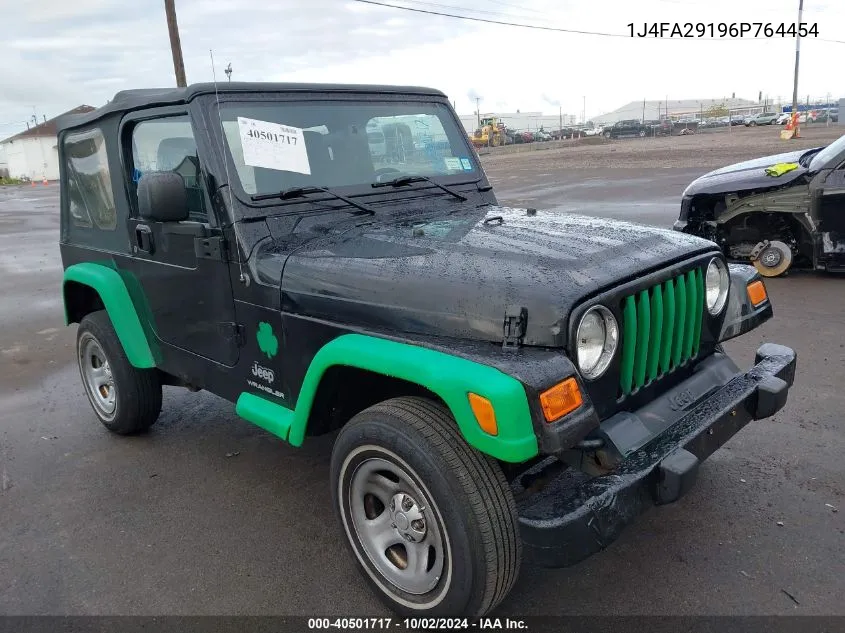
left=628, top=22, right=819, bottom=38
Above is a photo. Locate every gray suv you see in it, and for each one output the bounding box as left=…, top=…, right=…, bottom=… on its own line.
left=746, top=112, right=779, bottom=126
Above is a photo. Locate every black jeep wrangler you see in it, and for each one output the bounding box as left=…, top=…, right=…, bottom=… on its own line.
left=58, top=82, right=796, bottom=617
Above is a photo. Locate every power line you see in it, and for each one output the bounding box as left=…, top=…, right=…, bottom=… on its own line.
left=354, top=0, right=845, bottom=43
left=352, top=0, right=628, bottom=36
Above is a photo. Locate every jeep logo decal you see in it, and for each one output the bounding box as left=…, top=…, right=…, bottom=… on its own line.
left=251, top=361, right=275, bottom=384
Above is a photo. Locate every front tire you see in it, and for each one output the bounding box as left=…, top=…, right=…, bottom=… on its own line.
left=331, top=397, right=520, bottom=617
left=76, top=310, right=162, bottom=434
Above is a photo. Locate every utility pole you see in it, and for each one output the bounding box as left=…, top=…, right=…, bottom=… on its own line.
left=224, top=63, right=232, bottom=82
left=476, top=97, right=481, bottom=127
left=164, top=0, right=187, bottom=87
left=790, top=0, right=803, bottom=121
left=826, top=92, right=831, bottom=127
left=642, top=98, right=645, bottom=122
left=32, top=109, right=48, bottom=181
left=559, top=105, right=562, bottom=137
left=582, top=96, right=586, bottom=125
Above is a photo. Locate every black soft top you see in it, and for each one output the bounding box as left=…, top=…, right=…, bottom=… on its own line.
left=56, top=82, right=448, bottom=132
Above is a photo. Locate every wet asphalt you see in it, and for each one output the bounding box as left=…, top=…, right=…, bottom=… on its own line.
left=0, top=174, right=842, bottom=616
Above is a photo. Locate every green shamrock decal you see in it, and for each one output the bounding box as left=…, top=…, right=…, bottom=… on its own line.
left=256, top=321, right=279, bottom=359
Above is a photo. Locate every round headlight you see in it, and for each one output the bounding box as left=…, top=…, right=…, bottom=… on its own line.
left=576, top=306, right=618, bottom=379
left=705, top=257, right=730, bottom=315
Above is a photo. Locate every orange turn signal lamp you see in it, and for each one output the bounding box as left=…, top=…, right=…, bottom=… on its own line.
left=747, top=280, right=768, bottom=307
left=469, top=377, right=585, bottom=436
left=468, top=393, right=498, bottom=436
left=539, top=377, right=583, bottom=423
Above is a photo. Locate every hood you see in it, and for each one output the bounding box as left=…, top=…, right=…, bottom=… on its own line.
left=683, top=148, right=820, bottom=196
left=260, top=206, right=717, bottom=348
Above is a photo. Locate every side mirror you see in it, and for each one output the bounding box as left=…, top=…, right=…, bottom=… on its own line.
left=137, top=172, right=188, bottom=222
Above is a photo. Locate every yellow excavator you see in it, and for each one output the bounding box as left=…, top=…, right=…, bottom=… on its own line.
left=470, top=117, right=507, bottom=148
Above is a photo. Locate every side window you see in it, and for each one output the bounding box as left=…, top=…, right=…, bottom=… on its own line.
left=64, top=128, right=116, bottom=231
left=130, top=116, right=209, bottom=222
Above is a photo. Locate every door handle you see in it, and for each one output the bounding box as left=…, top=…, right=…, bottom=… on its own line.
left=135, top=224, right=154, bottom=254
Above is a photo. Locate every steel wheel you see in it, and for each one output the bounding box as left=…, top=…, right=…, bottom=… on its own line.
left=78, top=333, right=117, bottom=420
left=340, top=446, right=451, bottom=608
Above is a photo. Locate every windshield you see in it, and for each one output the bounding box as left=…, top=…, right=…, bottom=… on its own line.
left=808, top=134, right=845, bottom=171
left=218, top=99, right=478, bottom=198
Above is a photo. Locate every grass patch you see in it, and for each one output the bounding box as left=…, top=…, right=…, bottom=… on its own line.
left=0, top=177, right=24, bottom=186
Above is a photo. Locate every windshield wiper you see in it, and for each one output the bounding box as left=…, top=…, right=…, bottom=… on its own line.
left=251, top=186, right=375, bottom=215
left=372, top=175, right=468, bottom=201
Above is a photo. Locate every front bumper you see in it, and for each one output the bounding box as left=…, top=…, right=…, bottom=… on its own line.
left=516, top=343, right=797, bottom=568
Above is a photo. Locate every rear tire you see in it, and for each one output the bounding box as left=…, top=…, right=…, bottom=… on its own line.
left=76, top=310, right=162, bottom=434
left=331, top=396, right=521, bottom=617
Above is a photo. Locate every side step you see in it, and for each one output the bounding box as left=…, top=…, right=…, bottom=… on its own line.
left=235, top=393, right=294, bottom=441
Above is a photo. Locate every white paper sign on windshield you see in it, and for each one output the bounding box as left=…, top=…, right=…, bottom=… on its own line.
left=237, top=116, right=311, bottom=175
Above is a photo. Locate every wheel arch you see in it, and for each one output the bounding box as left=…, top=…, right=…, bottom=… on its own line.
left=719, top=209, right=815, bottom=263
left=288, top=334, right=539, bottom=463
left=305, top=365, right=444, bottom=436
left=63, top=262, right=156, bottom=369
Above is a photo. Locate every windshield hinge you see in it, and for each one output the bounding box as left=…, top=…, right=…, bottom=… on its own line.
left=195, top=235, right=228, bottom=261
left=502, top=305, right=527, bottom=351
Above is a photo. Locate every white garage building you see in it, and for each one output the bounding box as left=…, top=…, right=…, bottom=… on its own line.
left=0, top=106, right=94, bottom=181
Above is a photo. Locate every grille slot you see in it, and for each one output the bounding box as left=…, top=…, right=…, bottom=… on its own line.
left=619, top=267, right=704, bottom=396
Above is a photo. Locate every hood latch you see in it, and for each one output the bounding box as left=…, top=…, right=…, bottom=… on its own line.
left=502, top=305, right=528, bottom=351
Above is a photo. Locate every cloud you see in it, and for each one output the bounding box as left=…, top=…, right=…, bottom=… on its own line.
left=0, top=0, right=842, bottom=133
left=542, top=94, right=561, bottom=107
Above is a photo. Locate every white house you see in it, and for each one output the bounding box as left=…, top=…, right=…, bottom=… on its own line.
left=0, top=106, right=94, bottom=181
left=0, top=144, right=8, bottom=178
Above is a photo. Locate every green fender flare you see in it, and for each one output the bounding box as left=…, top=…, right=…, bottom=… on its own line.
left=237, top=333, right=539, bottom=463
left=63, top=262, right=156, bottom=369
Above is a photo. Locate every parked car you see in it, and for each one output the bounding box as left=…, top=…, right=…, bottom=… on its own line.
left=504, top=129, right=523, bottom=144
left=643, top=119, right=672, bottom=136
left=550, top=127, right=577, bottom=140
left=675, top=133, right=845, bottom=276
left=805, top=109, right=837, bottom=124
left=534, top=129, right=552, bottom=141
left=730, top=116, right=746, bottom=126
left=746, top=112, right=779, bottom=126
left=776, top=112, right=792, bottom=125
left=59, top=80, right=797, bottom=618
left=603, top=119, right=651, bottom=138
left=521, top=131, right=535, bottom=143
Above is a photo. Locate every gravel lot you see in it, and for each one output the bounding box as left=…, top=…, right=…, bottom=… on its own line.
left=482, top=125, right=845, bottom=170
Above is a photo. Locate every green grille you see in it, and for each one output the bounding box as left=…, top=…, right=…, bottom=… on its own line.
left=619, top=268, right=705, bottom=396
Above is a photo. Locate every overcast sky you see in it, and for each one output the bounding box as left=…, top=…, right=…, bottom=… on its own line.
left=1, top=0, right=843, bottom=137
